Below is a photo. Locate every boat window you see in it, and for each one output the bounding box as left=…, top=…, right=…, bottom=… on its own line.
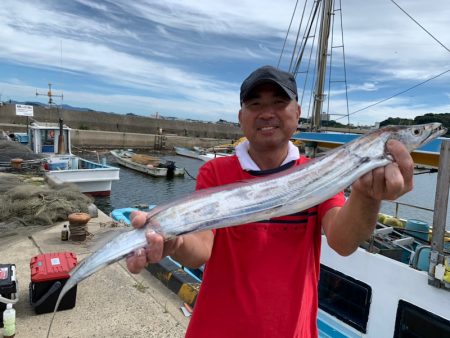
left=41, top=129, right=55, bottom=145
left=394, top=300, right=450, bottom=337
left=318, top=264, right=372, bottom=333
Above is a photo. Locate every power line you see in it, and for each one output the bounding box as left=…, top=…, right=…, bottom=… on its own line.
left=390, top=0, right=450, bottom=54
left=340, top=69, right=450, bottom=119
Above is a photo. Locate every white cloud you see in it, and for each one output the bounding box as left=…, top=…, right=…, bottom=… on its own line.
left=0, top=0, right=449, bottom=126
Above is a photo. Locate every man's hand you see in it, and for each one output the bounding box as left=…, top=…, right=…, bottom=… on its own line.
left=351, top=139, right=414, bottom=201
left=323, top=140, right=414, bottom=256
left=125, top=211, right=183, bottom=274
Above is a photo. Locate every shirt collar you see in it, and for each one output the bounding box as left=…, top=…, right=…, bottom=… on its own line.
left=235, top=140, right=300, bottom=171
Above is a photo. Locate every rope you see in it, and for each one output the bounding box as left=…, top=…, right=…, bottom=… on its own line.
left=184, top=168, right=197, bottom=180
left=69, top=223, right=87, bottom=236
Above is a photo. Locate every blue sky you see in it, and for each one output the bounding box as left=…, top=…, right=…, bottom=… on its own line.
left=0, top=0, right=449, bottom=126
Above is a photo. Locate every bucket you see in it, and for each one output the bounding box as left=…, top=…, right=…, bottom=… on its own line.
left=405, top=219, right=429, bottom=241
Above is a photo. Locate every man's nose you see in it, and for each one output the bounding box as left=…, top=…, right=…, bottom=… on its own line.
left=258, top=103, right=277, bottom=117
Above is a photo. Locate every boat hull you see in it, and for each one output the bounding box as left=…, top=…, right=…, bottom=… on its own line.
left=111, top=150, right=184, bottom=177
left=175, top=146, right=232, bottom=162
left=45, top=156, right=120, bottom=195
left=320, top=237, right=450, bottom=337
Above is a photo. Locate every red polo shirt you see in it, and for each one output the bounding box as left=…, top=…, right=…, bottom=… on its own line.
left=185, top=155, right=345, bottom=338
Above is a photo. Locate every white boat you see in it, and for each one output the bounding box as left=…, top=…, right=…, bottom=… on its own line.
left=318, top=219, right=450, bottom=336
left=174, top=146, right=203, bottom=160
left=110, top=149, right=185, bottom=178
left=28, top=121, right=120, bottom=196
left=284, top=1, right=450, bottom=336
left=175, top=146, right=232, bottom=162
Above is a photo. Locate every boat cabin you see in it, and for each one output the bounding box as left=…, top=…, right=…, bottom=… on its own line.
left=28, top=121, right=71, bottom=155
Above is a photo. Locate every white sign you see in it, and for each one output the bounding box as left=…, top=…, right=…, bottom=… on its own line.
left=15, top=104, right=34, bottom=117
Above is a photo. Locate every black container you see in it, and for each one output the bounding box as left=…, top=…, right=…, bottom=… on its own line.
left=0, top=264, right=17, bottom=328
left=29, top=252, right=78, bottom=314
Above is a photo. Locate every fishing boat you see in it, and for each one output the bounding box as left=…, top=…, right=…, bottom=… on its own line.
left=28, top=121, right=119, bottom=196
left=281, top=1, right=450, bottom=336
left=292, top=131, right=446, bottom=169
left=174, top=146, right=204, bottom=160
left=175, top=146, right=233, bottom=162
left=110, top=149, right=185, bottom=178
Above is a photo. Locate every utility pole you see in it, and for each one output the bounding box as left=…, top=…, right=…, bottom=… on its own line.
left=36, top=83, right=65, bottom=154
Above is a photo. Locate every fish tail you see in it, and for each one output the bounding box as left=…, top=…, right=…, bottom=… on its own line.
left=46, top=276, right=77, bottom=337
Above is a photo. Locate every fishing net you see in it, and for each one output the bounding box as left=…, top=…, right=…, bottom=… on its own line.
left=0, top=140, right=44, bottom=162
left=0, top=176, right=93, bottom=227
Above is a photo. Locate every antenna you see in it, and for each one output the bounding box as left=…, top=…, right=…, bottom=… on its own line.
left=36, top=83, right=63, bottom=106
left=35, top=83, right=65, bottom=154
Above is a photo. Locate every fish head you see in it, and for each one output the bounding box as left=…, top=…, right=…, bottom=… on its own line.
left=384, top=123, right=447, bottom=152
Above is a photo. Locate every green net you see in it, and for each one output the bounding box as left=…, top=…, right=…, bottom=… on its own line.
left=0, top=176, right=93, bottom=226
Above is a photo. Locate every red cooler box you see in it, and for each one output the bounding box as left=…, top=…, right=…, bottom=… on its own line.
left=29, top=252, right=78, bottom=314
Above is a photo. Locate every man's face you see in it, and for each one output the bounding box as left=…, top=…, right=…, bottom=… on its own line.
left=239, top=83, right=300, bottom=152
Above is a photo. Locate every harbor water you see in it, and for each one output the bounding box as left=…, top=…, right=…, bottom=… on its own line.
left=93, top=153, right=450, bottom=231
left=94, top=153, right=203, bottom=214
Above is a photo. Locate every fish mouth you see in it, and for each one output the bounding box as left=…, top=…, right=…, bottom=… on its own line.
left=436, top=124, right=447, bottom=136
left=427, top=123, right=447, bottom=140
left=419, top=123, right=447, bottom=148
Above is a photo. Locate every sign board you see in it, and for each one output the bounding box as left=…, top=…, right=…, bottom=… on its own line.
left=15, top=104, right=34, bottom=117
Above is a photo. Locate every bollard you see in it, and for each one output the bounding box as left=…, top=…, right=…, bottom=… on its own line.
left=68, top=212, right=91, bottom=241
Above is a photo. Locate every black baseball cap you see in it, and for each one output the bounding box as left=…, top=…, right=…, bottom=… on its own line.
left=240, top=65, right=298, bottom=103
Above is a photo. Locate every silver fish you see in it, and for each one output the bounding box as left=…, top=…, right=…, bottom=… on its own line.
left=47, top=123, right=446, bottom=336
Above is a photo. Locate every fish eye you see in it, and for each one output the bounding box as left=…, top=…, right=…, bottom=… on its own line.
left=413, top=128, right=421, bottom=136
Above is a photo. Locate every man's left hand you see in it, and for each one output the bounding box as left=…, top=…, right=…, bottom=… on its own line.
left=351, top=139, right=414, bottom=201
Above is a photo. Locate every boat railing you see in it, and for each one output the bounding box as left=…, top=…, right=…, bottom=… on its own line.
left=386, top=200, right=434, bottom=219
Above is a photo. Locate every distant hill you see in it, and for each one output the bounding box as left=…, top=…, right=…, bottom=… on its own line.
left=380, top=114, right=450, bottom=137
left=5, top=100, right=93, bottom=112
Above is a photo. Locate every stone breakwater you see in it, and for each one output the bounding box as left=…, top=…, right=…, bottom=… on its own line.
left=0, top=103, right=242, bottom=140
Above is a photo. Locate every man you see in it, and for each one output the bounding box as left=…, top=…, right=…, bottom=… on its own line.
left=127, top=66, right=413, bottom=337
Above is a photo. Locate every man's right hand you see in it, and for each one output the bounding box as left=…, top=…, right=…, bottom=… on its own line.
left=125, top=211, right=183, bottom=274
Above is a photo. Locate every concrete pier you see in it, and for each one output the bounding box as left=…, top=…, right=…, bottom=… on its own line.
left=0, top=210, right=189, bottom=337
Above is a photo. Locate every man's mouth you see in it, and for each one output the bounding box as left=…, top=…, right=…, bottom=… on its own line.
left=258, top=126, right=279, bottom=131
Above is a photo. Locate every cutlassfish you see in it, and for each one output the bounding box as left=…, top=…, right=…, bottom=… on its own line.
left=47, top=123, right=446, bottom=336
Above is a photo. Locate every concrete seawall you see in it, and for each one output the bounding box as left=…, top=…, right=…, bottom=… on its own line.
left=0, top=123, right=233, bottom=149
left=0, top=103, right=242, bottom=140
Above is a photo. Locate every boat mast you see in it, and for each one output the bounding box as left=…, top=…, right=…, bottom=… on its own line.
left=311, top=0, right=333, bottom=131
left=36, top=83, right=65, bottom=154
